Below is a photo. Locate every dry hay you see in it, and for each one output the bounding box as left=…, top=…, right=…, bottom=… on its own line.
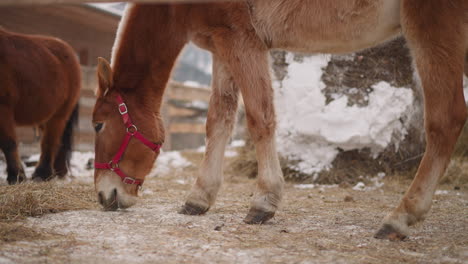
left=0, top=181, right=97, bottom=222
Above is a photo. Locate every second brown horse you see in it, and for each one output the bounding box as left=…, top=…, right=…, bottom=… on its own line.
left=0, top=27, right=80, bottom=185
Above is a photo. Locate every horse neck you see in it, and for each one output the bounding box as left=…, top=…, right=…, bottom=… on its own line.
left=111, top=4, right=188, bottom=112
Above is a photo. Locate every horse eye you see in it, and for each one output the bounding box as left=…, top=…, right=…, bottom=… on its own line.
left=94, top=122, right=104, bottom=133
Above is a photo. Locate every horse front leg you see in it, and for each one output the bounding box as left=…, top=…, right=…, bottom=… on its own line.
left=0, top=106, right=25, bottom=185
left=375, top=1, right=467, bottom=240
left=220, top=44, right=284, bottom=224
left=179, top=55, right=240, bottom=215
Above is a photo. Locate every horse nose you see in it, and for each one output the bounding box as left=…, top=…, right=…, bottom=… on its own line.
left=98, top=188, right=119, bottom=211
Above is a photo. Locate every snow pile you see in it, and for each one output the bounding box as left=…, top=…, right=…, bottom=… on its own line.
left=274, top=54, right=414, bottom=175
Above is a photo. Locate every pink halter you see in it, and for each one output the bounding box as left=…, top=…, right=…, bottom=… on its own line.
left=94, top=94, right=161, bottom=186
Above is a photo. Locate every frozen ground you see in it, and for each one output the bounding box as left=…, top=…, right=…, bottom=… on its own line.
left=0, top=151, right=467, bottom=264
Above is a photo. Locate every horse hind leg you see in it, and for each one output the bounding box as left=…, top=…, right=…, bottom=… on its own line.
left=179, top=55, right=240, bottom=215
left=53, top=104, right=79, bottom=178
left=375, top=1, right=467, bottom=240
left=0, top=106, right=25, bottom=184
left=239, top=54, right=284, bottom=224
left=32, top=113, right=69, bottom=182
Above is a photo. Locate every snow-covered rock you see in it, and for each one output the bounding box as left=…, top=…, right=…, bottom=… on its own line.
left=274, top=54, right=414, bottom=175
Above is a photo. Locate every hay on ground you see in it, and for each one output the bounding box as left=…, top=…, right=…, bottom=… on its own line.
left=0, top=181, right=97, bottom=221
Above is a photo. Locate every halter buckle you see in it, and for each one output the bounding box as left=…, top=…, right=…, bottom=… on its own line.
left=126, top=124, right=138, bottom=135
left=118, top=103, right=128, bottom=115
left=108, top=161, right=119, bottom=171
left=123, top=177, right=137, bottom=185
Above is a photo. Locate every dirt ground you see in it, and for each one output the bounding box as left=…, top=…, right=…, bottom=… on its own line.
left=0, top=152, right=467, bottom=264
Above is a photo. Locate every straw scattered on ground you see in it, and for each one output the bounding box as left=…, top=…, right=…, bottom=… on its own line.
left=0, top=181, right=97, bottom=221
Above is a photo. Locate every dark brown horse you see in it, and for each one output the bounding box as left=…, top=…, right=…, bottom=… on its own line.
left=0, top=27, right=80, bottom=185
left=93, top=1, right=467, bottom=240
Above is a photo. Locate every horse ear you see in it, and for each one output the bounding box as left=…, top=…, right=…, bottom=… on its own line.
left=97, top=57, right=113, bottom=96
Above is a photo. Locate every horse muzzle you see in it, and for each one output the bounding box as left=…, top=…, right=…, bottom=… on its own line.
left=96, top=171, right=138, bottom=211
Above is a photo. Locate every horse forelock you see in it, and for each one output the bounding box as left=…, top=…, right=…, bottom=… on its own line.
left=111, top=3, right=136, bottom=68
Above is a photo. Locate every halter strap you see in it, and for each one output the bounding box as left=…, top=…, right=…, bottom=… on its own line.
left=94, top=94, right=161, bottom=186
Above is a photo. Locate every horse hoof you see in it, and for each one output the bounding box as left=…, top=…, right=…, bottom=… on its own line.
left=244, top=208, right=275, bottom=224
left=31, top=167, right=54, bottom=182
left=31, top=176, right=46, bottom=182
left=374, top=224, right=407, bottom=241
left=178, top=202, right=209, bottom=215
left=7, top=172, right=26, bottom=185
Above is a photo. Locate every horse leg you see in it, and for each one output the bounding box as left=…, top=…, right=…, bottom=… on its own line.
left=375, top=2, right=467, bottom=240
left=179, top=55, right=239, bottom=215
left=239, top=54, right=284, bottom=224
left=32, top=116, right=68, bottom=181
left=213, top=38, right=283, bottom=224
left=0, top=106, right=25, bottom=184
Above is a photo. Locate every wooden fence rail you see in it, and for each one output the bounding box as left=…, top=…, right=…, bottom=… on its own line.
left=0, top=0, right=237, bottom=6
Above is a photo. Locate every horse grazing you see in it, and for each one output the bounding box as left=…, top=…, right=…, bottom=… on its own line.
left=93, top=1, right=467, bottom=240
left=0, top=27, right=80, bottom=185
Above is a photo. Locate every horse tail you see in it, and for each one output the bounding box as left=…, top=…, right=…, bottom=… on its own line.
left=54, top=103, right=79, bottom=177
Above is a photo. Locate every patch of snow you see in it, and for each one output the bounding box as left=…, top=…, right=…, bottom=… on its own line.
left=183, top=80, right=207, bottom=89
left=435, top=190, right=449, bottom=195
left=294, top=184, right=315, bottom=189
left=25, top=154, right=40, bottom=163
left=224, top=150, right=238, bottom=158
left=399, top=249, right=425, bottom=258
left=352, top=172, right=386, bottom=191
left=274, top=54, right=414, bottom=174
left=230, top=140, right=246, bottom=147
left=175, top=179, right=187, bottom=185
left=352, top=182, right=366, bottom=191
left=70, top=151, right=94, bottom=180
left=141, top=189, right=154, bottom=196
left=151, top=151, right=192, bottom=176
left=196, top=145, right=206, bottom=153
left=294, top=183, right=338, bottom=190
left=189, top=100, right=209, bottom=110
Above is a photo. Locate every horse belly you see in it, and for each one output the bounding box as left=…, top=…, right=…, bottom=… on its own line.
left=249, top=0, right=401, bottom=54
left=12, top=65, right=65, bottom=125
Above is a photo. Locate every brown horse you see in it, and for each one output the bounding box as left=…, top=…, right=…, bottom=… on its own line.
left=93, top=1, right=467, bottom=240
left=0, top=27, right=80, bottom=185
